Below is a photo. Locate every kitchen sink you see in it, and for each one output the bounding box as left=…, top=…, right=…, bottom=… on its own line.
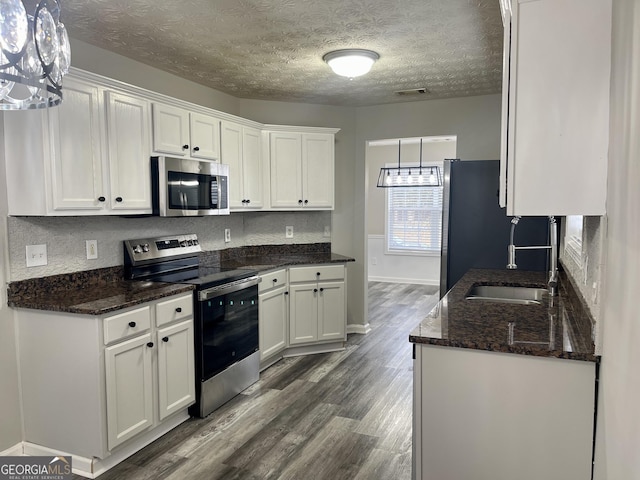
left=465, top=285, right=548, bottom=305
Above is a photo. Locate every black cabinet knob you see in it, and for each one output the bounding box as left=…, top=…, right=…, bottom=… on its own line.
left=241, top=199, right=247, bottom=203
left=128, top=321, right=136, bottom=328
left=115, top=197, right=123, bottom=202
left=147, top=342, right=154, bottom=348
left=246, top=199, right=250, bottom=204
left=298, top=200, right=303, bottom=204
left=193, top=146, right=200, bottom=152
left=284, top=291, right=289, bottom=295
left=314, top=288, right=318, bottom=293
left=182, top=144, right=189, bottom=150
left=273, top=278, right=278, bottom=282
left=98, top=196, right=106, bottom=202
left=162, top=336, right=169, bottom=342
left=176, top=307, right=182, bottom=313
left=320, top=288, right=324, bottom=292
left=304, top=200, right=309, bottom=204
left=316, top=272, right=320, bottom=276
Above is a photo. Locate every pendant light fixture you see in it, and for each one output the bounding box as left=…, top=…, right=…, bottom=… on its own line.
left=376, top=138, right=443, bottom=188
left=0, top=0, right=70, bottom=110
left=323, top=49, right=379, bottom=78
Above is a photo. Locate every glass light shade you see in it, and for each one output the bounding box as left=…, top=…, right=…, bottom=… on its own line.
left=0, top=0, right=69, bottom=110
left=323, top=49, right=379, bottom=78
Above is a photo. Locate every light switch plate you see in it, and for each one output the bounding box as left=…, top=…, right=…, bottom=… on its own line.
left=285, top=226, right=294, bottom=238
left=26, top=244, right=47, bottom=267
left=323, top=225, right=331, bottom=237
left=86, top=240, right=98, bottom=260
left=224, top=228, right=231, bottom=243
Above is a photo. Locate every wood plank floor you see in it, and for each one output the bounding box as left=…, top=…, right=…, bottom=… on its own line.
left=78, top=282, right=439, bottom=480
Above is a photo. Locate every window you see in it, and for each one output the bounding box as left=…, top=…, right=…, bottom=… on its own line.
left=385, top=167, right=443, bottom=255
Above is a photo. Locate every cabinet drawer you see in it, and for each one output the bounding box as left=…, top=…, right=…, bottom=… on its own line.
left=259, top=269, right=288, bottom=293
left=289, top=265, right=344, bottom=283
left=156, top=293, right=194, bottom=327
left=103, top=306, right=151, bottom=345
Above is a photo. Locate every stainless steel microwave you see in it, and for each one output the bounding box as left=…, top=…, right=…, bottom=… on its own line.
left=151, top=156, right=229, bottom=216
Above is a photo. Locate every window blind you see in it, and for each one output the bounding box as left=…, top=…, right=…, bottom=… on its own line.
left=386, top=170, right=443, bottom=254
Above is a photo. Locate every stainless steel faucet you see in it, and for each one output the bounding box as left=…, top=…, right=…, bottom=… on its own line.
left=507, top=216, right=559, bottom=296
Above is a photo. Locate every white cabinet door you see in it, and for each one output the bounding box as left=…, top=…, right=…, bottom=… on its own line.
left=152, top=103, right=190, bottom=156
left=317, top=281, right=345, bottom=341
left=501, top=0, right=611, bottom=215
left=242, top=126, right=263, bottom=208
left=259, top=285, right=288, bottom=360
left=157, top=320, right=195, bottom=421
left=221, top=121, right=244, bottom=208
left=302, top=133, right=334, bottom=209
left=270, top=132, right=303, bottom=208
left=105, top=333, right=154, bottom=450
left=48, top=77, right=106, bottom=211
left=289, top=283, right=318, bottom=345
left=106, top=92, right=152, bottom=212
left=189, top=112, right=220, bottom=160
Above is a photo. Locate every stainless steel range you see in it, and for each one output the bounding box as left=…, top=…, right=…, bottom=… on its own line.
left=124, top=234, right=260, bottom=418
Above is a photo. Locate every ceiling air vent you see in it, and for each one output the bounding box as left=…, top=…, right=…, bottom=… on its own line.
left=394, top=88, right=429, bottom=96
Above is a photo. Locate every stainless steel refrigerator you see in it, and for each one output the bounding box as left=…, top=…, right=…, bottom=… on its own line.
left=439, top=159, right=550, bottom=297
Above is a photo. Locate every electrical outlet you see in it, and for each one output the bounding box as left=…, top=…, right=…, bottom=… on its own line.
left=26, top=244, right=47, bottom=267
left=224, top=228, right=231, bottom=243
left=371, top=257, right=378, bottom=266
left=285, top=226, right=294, bottom=239
left=323, top=225, right=331, bottom=237
left=86, top=240, right=98, bottom=260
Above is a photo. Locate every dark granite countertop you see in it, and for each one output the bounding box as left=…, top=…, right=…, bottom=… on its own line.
left=409, top=268, right=596, bottom=362
left=7, top=246, right=355, bottom=316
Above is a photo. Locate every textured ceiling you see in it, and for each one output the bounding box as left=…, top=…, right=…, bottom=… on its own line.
left=63, top=0, right=504, bottom=107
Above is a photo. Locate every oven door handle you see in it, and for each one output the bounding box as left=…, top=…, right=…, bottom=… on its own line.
left=198, top=276, right=260, bottom=301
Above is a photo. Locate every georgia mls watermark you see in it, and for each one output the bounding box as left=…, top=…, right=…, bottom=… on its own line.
left=0, top=456, right=72, bottom=480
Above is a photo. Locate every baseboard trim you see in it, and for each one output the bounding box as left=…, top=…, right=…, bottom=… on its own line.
left=22, top=410, right=190, bottom=478
left=347, top=323, right=370, bottom=335
left=368, top=276, right=439, bottom=286
left=0, top=442, right=24, bottom=456
left=283, top=342, right=345, bottom=358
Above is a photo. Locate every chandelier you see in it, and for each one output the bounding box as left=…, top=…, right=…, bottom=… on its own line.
left=377, top=139, right=443, bottom=188
left=0, top=0, right=70, bottom=110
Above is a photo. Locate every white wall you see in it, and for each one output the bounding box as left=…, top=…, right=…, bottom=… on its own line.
left=353, top=95, right=503, bottom=328
left=0, top=117, right=23, bottom=451
left=593, top=0, right=640, bottom=477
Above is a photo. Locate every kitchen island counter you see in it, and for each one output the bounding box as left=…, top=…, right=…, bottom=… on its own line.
left=409, top=268, right=596, bottom=362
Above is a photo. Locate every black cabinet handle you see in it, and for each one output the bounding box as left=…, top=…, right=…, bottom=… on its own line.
left=98, top=196, right=106, bottom=202
left=193, top=146, right=200, bottom=152
left=298, top=200, right=303, bottom=204
left=147, top=342, right=154, bottom=348
left=128, top=321, right=136, bottom=328
left=314, top=288, right=318, bottom=293
left=176, top=307, right=182, bottom=313
left=162, top=336, right=169, bottom=342
left=304, top=200, right=309, bottom=204
left=115, top=197, right=123, bottom=202
left=182, top=144, right=189, bottom=150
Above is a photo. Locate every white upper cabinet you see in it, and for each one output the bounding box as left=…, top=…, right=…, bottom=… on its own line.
left=152, top=103, right=220, bottom=161
left=221, top=121, right=264, bottom=209
left=48, top=76, right=106, bottom=211
left=500, top=0, right=612, bottom=216
left=105, top=91, right=152, bottom=212
left=268, top=129, right=337, bottom=210
left=3, top=74, right=152, bottom=215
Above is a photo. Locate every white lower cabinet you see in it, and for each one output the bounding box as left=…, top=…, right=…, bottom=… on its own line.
left=412, top=344, right=596, bottom=480
left=16, top=292, right=195, bottom=470
left=258, top=269, right=288, bottom=362
left=288, top=265, right=346, bottom=346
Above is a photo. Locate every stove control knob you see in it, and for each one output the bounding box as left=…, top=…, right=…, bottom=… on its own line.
left=187, top=239, right=193, bottom=246
left=180, top=240, right=187, bottom=247
left=142, top=243, right=150, bottom=253
left=133, top=245, right=142, bottom=254
left=193, top=238, right=199, bottom=245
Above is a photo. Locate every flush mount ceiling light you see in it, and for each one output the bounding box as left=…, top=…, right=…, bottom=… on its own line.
left=323, top=49, right=379, bottom=78
left=377, top=139, right=443, bottom=188
left=0, top=0, right=71, bottom=110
